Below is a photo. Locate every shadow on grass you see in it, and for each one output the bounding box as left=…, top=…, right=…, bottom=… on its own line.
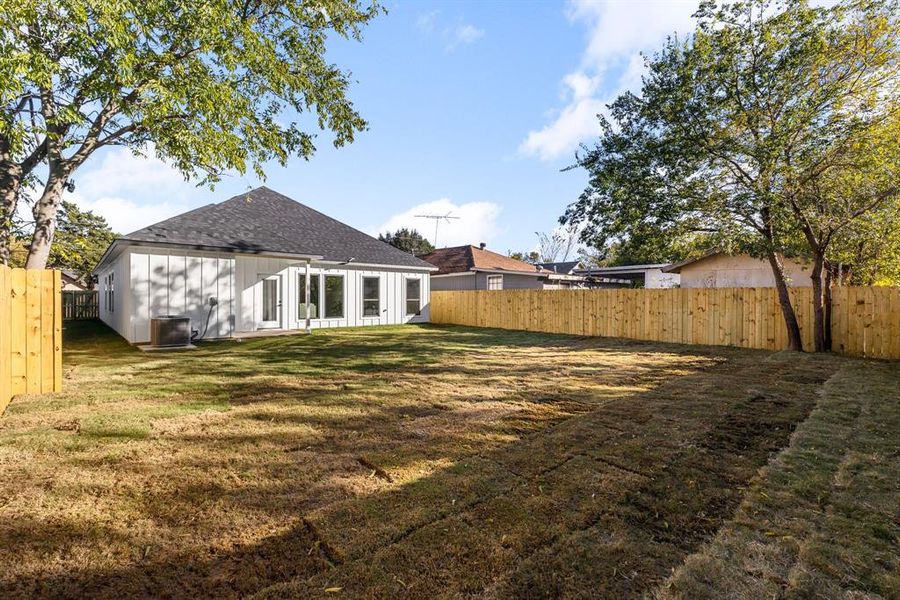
left=0, top=320, right=846, bottom=598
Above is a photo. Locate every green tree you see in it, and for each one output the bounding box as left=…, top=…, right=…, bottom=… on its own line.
left=42, top=201, right=117, bottom=284
left=378, top=228, right=435, bottom=255
left=564, top=0, right=899, bottom=351
left=829, top=200, right=900, bottom=286
left=580, top=234, right=711, bottom=268
left=0, top=0, right=381, bottom=268
left=507, top=250, right=540, bottom=264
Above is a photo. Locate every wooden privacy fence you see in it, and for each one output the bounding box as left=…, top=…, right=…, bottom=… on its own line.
left=62, top=290, right=99, bottom=320
left=1, top=265, right=63, bottom=414
left=431, top=287, right=900, bottom=360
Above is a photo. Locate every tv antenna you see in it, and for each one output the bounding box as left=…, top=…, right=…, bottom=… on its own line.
left=415, top=212, right=460, bottom=247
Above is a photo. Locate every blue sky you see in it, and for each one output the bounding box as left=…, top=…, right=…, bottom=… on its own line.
left=68, top=0, right=701, bottom=255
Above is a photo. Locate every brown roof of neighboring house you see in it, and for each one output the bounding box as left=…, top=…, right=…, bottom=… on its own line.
left=419, top=245, right=543, bottom=276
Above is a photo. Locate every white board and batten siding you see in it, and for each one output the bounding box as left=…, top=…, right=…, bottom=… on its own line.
left=129, top=248, right=235, bottom=343
left=98, top=246, right=430, bottom=343
left=96, top=251, right=130, bottom=340
left=234, top=255, right=431, bottom=331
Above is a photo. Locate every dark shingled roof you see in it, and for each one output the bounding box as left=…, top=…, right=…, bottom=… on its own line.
left=536, top=261, right=580, bottom=274
left=120, top=187, right=434, bottom=269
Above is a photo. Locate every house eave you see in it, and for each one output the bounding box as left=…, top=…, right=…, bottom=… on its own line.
left=315, top=259, right=437, bottom=272
left=93, top=239, right=325, bottom=275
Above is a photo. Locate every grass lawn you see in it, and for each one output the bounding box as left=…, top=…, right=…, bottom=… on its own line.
left=0, top=321, right=897, bottom=598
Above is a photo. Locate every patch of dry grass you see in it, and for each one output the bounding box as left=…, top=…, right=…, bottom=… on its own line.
left=654, top=360, right=900, bottom=599
left=1, top=321, right=893, bottom=598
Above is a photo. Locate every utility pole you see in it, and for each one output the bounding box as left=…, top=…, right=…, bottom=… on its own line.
left=414, top=213, right=460, bottom=247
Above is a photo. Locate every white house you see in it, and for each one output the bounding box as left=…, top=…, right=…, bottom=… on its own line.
left=664, top=252, right=813, bottom=288
left=92, top=187, right=436, bottom=344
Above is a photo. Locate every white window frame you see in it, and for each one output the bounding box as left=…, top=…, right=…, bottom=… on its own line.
left=361, top=276, right=381, bottom=318
left=298, top=273, right=321, bottom=320
left=405, top=277, right=422, bottom=316
left=486, top=274, right=503, bottom=291
left=323, top=273, right=345, bottom=319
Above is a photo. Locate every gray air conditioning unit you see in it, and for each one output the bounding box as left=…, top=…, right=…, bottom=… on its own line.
left=150, top=316, right=191, bottom=347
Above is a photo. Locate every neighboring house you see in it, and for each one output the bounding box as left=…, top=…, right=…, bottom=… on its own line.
left=61, top=270, right=88, bottom=291
left=421, top=244, right=584, bottom=290
left=92, top=187, right=436, bottom=344
left=576, top=263, right=680, bottom=289
left=664, top=252, right=813, bottom=288
left=536, top=261, right=581, bottom=275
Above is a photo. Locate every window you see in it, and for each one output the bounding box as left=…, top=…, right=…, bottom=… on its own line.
left=324, top=275, right=344, bottom=318
left=486, top=274, right=503, bottom=290
left=405, top=278, right=421, bottom=316
left=362, top=276, right=380, bottom=317
left=106, top=273, right=115, bottom=312
left=298, top=274, right=320, bottom=319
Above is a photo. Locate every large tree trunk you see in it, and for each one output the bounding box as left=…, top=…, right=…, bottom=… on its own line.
left=0, top=163, right=21, bottom=266
left=809, top=251, right=828, bottom=352
left=766, top=251, right=804, bottom=351
left=824, top=263, right=833, bottom=350
left=24, top=167, right=68, bottom=269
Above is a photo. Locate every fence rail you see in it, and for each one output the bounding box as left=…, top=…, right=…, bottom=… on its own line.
left=431, top=287, right=900, bottom=360
left=1, top=265, right=63, bottom=414
left=62, top=290, right=99, bottom=320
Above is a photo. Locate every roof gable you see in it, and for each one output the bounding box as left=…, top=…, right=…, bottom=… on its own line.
left=118, top=187, right=433, bottom=269
left=537, top=261, right=580, bottom=274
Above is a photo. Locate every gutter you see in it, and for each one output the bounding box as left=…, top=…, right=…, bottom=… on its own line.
left=315, top=259, right=438, bottom=272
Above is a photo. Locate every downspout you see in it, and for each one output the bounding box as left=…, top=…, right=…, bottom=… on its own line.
left=304, top=259, right=312, bottom=333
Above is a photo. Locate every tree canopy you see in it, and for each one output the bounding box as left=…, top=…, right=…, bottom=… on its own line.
left=378, top=228, right=435, bottom=256
left=44, top=201, right=117, bottom=284
left=1, top=0, right=381, bottom=267
left=508, top=250, right=540, bottom=264
left=564, top=0, right=899, bottom=351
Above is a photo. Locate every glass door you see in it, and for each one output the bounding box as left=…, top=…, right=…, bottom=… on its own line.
left=259, top=275, right=282, bottom=329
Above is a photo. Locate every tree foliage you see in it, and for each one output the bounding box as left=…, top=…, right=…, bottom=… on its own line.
left=507, top=250, right=540, bottom=264
left=378, top=228, right=434, bottom=256
left=829, top=199, right=900, bottom=285
left=564, top=0, right=899, bottom=351
left=44, top=201, right=117, bottom=283
left=0, top=0, right=381, bottom=267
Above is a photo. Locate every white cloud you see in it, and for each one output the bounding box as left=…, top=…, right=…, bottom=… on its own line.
left=519, top=78, right=607, bottom=162
left=520, top=0, right=699, bottom=161
left=75, top=146, right=187, bottom=198
left=415, top=10, right=438, bottom=33
left=65, top=146, right=201, bottom=234
left=70, top=194, right=190, bottom=236
left=374, top=198, right=502, bottom=248
left=448, top=24, right=484, bottom=49
left=567, top=0, right=696, bottom=73
left=416, top=11, right=484, bottom=51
